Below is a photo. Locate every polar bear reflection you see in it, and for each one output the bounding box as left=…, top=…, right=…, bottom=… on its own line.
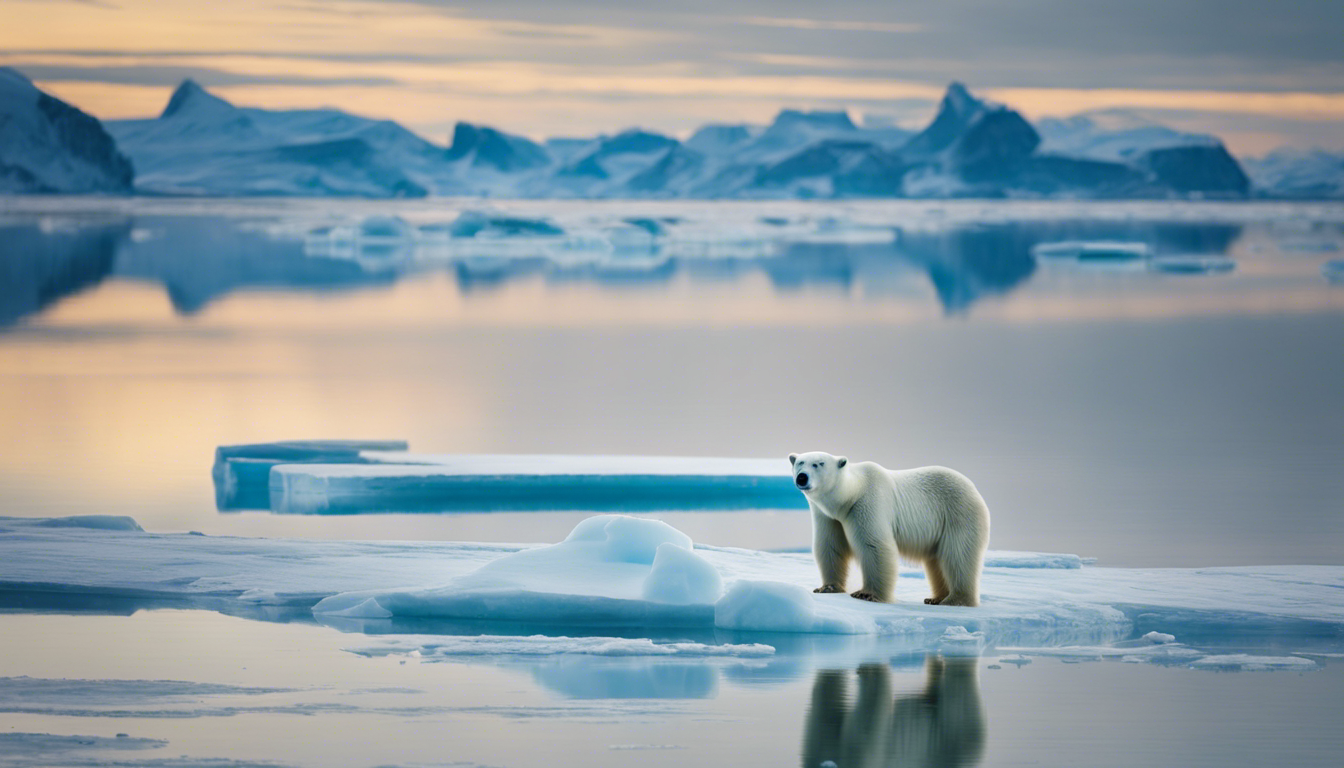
left=802, top=657, right=985, bottom=768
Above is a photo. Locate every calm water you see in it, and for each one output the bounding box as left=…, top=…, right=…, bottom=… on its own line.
left=1, top=611, right=1340, bottom=768
left=1, top=197, right=1342, bottom=767
left=1, top=197, right=1340, bottom=565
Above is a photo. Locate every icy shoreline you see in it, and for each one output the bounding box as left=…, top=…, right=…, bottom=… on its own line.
left=4, top=515, right=1342, bottom=657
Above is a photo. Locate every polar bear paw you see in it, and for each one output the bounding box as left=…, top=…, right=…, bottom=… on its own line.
left=813, top=584, right=846, bottom=594
left=850, top=590, right=882, bottom=602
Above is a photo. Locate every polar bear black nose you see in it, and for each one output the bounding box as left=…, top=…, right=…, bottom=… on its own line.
left=795, top=472, right=809, bottom=487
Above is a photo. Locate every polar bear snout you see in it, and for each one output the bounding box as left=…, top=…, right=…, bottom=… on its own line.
left=794, top=472, right=811, bottom=489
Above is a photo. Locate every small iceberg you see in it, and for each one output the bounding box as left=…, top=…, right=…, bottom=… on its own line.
left=1031, top=240, right=1151, bottom=261
left=267, top=452, right=799, bottom=514
left=1148, top=255, right=1235, bottom=275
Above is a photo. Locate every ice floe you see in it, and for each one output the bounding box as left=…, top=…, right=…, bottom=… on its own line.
left=269, top=454, right=800, bottom=514
left=5, top=514, right=1343, bottom=665
left=1188, top=654, right=1318, bottom=671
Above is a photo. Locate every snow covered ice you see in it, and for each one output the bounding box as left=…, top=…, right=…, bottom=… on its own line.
left=3, top=514, right=1343, bottom=671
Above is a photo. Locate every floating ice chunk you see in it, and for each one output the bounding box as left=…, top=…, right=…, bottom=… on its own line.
left=713, top=581, right=877, bottom=634
left=270, top=454, right=799, bottom=514
left=937, top=626, right=986, bottom=656
left=1188, top=654, right=1317, bottom=671
left=644, top=542, right=723, bottom=605
left=449, top=210, right=564, bottom=238
left=997, top=642, right=1203, bottom=664
left=1149, top=255, right=1235, bottom=274
left=32, top=515, right=143, bottom=531
left=212, top=440, right=409, bottom=510
left=997, top=655, right=1032, bottom=666
left=982, top=551, right=1086, bottom=569
left=1142, top=631, right=1176, bottom=644
left=0, top=732, right=167, bottom=757
left=324, top=597, right=393, bottom=619
left=1032, top=240, right=1151, bottom=260
left=237, top=588, right=282, bottom=604
left=215, top=440, right=410, bottom=464
left=349, top=635, right=773, bottom=659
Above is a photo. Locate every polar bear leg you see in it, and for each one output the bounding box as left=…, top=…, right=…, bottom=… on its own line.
left=924, top=558, right=950, bottom=605
left=812, top=507, right=852, bottom=593
left=933, top=532, right=984, bottom=607
left=849, top=531, right=897, bottom=603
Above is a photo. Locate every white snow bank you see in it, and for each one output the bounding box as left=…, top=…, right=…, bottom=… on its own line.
left=4, top=515, right=1344, bottom=656
left=348, top=634, right=774, bottom=659
left=313, top=515, right=724, bottom=626
left=270, top=454, right=800, bottom=513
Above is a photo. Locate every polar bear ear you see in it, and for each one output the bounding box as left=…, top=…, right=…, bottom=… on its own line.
left=837, top=456, right=847, bottom=468
left=788, top=454, right=798, bottom=466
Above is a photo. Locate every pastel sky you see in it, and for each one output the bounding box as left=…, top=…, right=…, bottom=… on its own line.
left=4, top=0, right=1342, bottom=154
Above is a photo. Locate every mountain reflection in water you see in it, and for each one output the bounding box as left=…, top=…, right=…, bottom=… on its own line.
left=0, top=206, right=1259, bottom=327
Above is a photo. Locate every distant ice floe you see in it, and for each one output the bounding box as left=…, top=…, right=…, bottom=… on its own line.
left=4, top=514, right=1344, bottom=665
left=996, top=630, right=1321, bottom=672
left=0, top=732, right=167, bottom=759
left=1189, top=654, right=1318, bottom=671
left=1032, top=240, right=1151, bottom=261
left=213, top=441, right=801, bottom=513
left=1149, top=255, right=1236, bottom=275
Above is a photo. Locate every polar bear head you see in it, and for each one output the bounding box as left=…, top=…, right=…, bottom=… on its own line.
left=788, top=451, right=848, bottom=493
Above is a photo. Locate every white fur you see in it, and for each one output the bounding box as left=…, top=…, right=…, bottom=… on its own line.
left=789, top=451, right=990, bottom=606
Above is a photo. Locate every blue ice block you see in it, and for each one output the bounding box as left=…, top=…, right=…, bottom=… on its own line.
left=213, top=440, right=409, bottom=510
left=268, top=454, right=802, bottom=514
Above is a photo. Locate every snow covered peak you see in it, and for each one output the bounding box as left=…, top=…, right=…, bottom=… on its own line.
left=160, top=79, right=238, bottom=119
left=901, top=82, right=991, bottom=158
left=942, top=82, right=978, bottom=115
left=0, top=68, right=133, bottom=193
left=1036, top=109, right=1219, bottom=162
left=0, top=66, right=38, bottom=96
left=770, top=109, right=857, bottom=132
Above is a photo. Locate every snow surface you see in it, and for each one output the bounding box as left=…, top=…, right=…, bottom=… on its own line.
left=1035, top=111, right=1219, bottom=163
left=4, top=515, right=1343, bottom=663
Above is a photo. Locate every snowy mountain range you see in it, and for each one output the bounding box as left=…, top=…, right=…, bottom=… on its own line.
left=0, top=68, right=132, bottom=193
left=2, top=67, right=1340, bottom=199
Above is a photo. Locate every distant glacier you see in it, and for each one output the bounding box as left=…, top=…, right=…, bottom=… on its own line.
left=1, top=66, right=1340, bottom=199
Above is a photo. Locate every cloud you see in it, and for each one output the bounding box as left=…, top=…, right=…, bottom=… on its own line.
left=735, top=16, right=923, bottom=34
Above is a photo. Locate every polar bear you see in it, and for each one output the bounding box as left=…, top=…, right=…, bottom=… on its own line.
left=790, top=452, right=989, bottom=606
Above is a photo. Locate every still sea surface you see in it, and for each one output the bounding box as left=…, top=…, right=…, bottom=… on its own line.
left=1, top=197, right=1342, bottom=767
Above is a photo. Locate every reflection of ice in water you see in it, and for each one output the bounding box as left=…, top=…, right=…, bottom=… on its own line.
left=3, top=199, right=1340, bottom=327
